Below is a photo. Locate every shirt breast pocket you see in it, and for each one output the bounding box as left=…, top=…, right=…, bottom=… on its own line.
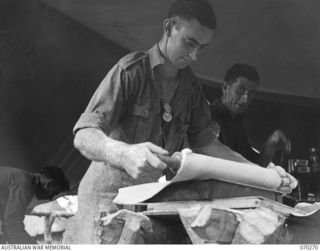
left=126, top=100, right=160, bottom=143
left=177, top=110, right=190, bottom=131
left=171, top=111, right=190, bottom=151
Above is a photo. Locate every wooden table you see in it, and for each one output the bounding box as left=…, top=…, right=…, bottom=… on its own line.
left=104, top=179, right=295, bottom=244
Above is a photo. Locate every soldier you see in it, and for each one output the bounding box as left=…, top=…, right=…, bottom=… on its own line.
left=0, top=166, right=69, bottom=244
left=63, top=0, right=294, bottom=243
left=210, top=63, right=291, bottom=167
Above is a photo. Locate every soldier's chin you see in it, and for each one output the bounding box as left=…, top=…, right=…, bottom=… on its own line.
left=176, top=59, right=190, bottom=69
left=177, top=63, right=188, bottom=69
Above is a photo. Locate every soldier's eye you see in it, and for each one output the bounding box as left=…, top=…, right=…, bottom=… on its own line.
left=184, top=39, right=196, bottom=48
left=236, top=87, right=245, bottom=94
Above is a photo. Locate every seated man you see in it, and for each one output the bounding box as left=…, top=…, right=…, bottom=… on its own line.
left=0, top=166, right=69, bottom=244
left=210, top=63, right=291, bottom=167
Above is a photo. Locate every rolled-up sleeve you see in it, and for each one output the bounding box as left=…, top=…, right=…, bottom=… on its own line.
left=188, top=92, right=220, bottom=148
left=73, top=63, right=130, bottom=135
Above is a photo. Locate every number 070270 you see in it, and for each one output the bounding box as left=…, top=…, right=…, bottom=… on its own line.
left=300, top=245, right=319, bottom=250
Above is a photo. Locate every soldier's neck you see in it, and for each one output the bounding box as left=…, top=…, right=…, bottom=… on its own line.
left=157, top=40, right=179, bottom=80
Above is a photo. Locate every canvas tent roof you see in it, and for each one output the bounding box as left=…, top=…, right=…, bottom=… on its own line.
left=41, top=0, right=320, bottom=100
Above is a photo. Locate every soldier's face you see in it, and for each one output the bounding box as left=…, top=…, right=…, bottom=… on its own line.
left=35, top=181, right=60, bottom=201
left=165, top=17, right=213, bottom=69
left=223, top=77, right=259, bottom=115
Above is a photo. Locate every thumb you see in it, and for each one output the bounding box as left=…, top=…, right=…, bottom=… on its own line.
left=145, top=142, right=168, bottom=155
left=287, top=173, right=298, bottom=189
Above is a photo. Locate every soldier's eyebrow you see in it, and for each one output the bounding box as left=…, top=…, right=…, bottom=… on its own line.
left=185, top=36, right=209, bottom=48
left=186, top=36, right=200, bottom=46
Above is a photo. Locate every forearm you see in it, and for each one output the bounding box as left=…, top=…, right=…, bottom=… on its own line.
left=74, top=127, right=128, bottom=167
left=197, top=138, right=257, bottom=165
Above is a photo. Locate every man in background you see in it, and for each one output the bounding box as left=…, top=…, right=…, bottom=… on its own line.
left=0, top=166, right=69, bottom=244
left=210, top=63, right=291, bottom=167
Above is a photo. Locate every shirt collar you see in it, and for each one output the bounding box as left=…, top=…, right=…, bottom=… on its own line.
left=148, top=44, right=198, bottom=84
left=148, top=44, right=165, bottom=73
left=214, top=98, right=241, bottom=120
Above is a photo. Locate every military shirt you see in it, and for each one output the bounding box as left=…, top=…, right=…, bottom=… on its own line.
left=210, top=99, right=260, bottom=163
left=74, top=44, right=219, bottom=154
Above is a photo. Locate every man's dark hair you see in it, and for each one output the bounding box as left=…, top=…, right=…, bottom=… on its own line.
left=39, top=166, right=70, bottom=192
left=168, top=0, right=217, bottom=30
left=224, top=63, right=260, bottom=85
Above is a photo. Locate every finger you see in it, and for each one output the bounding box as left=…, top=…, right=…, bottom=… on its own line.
left=129, top=169, right=139, bottom=179
left=139, top=166, right=163, bottom=181
left=281, top=177, right=290, bottom=186
left=145, top=142, right=168, bottom=155
left=141, top=160, right=166, bottom=181
left=272, top=165, right=287, bottom=178
left=287, top=174, right=298, bottom=189
left=146, top=151, right=167, bottom=170
left=277, top=186, right=292, bottom=194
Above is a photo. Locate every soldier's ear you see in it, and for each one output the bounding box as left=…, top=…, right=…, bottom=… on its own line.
left=222, top=81, right=228, bottom=94
left=163, top=18, right=173, bottom=37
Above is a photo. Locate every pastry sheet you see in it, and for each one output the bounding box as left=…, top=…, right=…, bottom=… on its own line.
left=114, top=149, right=282, bottom=205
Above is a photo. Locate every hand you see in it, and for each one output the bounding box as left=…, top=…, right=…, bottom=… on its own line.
left=265, top=130, right=291, bottom=154
left=119, top=142, right=168, bottom=180
left=267, top=165, right=297, bottom=194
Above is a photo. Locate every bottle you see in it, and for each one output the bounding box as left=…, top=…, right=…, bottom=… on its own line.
left=309, top=147, right=319, bottom=172
left=307, top=193, right=316, bottom=202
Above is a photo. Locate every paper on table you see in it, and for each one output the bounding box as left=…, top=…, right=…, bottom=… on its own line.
left=291, top=202, right=320, bottom=217
left=113, top=149, right=282, bottom=205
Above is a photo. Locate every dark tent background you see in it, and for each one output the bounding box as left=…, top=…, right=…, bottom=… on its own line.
left=1, top=0, right=319, bottom=193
